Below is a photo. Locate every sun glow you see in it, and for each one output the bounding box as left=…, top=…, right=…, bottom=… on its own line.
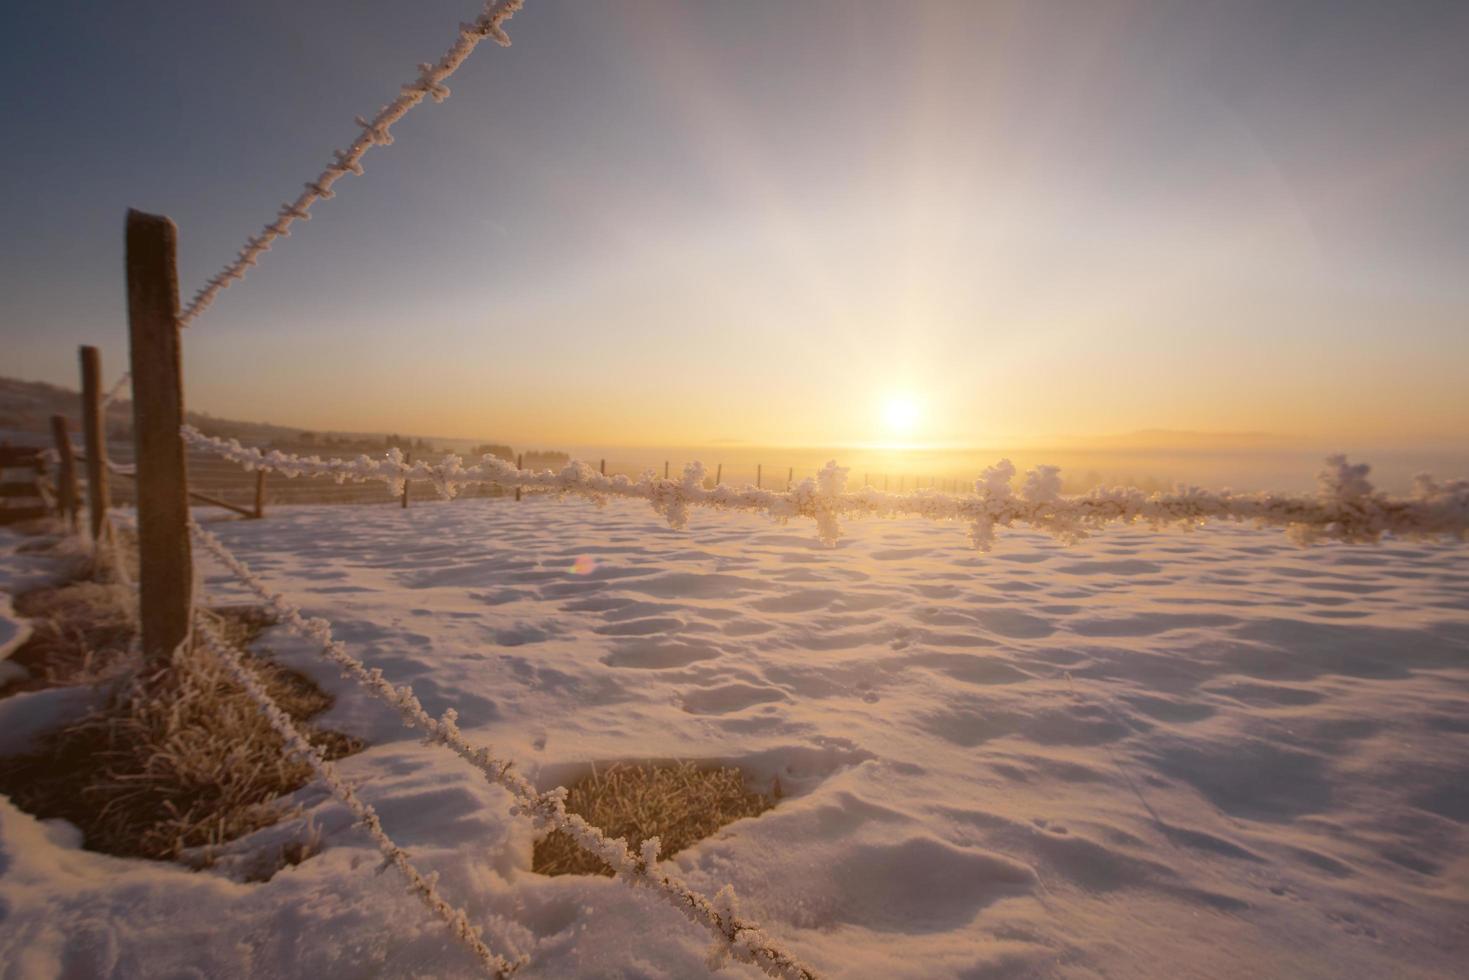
left=880, top=394, right=923, bottom=442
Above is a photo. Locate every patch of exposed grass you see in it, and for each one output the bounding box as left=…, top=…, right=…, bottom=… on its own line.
left=7, top=580, right=136, bottom=692
left=532, top=761, right=778, bottom=877
left=0, top=566, right=361, bottom=864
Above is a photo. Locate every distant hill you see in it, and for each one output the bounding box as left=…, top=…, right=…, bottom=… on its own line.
left=0, top=375, right=557, bottom=461
left=1040, top=428, right=1300, bottom=451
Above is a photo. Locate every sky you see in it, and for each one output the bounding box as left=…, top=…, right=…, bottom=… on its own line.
left=3, top=0, right=1468, bottom=451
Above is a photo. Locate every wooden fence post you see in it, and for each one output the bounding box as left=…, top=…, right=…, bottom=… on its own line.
left=401, top=452, right=411, bottom=509
left=600, top=458, right=606, bottom=476
left=254, top=469, right=267, bottom=518
left=126, top=209, right=191, bottom=664
left=78, top=346, right=111, bottom=545
left=757, top=464, right=762, bottom=489
left=50, top=415, right=79, bottom=532
left=715, top=463, right=722, bottom=486
left=787, top=466, right=793, bottom=490
left=664, top=460, right=669, bottom=479
left=515, top=452, right=522, bottom=502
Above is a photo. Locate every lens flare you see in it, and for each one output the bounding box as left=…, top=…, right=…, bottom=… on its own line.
left=570, top=554, right=599, bottom=575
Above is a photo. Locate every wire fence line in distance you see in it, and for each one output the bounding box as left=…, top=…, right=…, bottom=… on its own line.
left=182, top=427, right=1469, bottom=551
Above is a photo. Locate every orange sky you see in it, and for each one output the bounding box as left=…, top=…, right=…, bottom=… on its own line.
left=7, top=2, right=1469, bottom=452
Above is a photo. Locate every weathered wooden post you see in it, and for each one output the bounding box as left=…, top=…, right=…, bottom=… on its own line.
left=664, top=460, right=669, bottom=479
left=401, top=452, right=411, bottom=509
left=757, top=464, right=762, bottom=489
left=515, top=452, right=522, bottom=502
left=600, top=458, right=606, bottom=476
left=78, top=346, right=111, bottom=544
left=50, top=415, right=79, bottom=532
left=253, top=470, right=267, bottom=518
left=715, top=463, right=722, bottom=486
left=126, top=209, right=191, bottom=663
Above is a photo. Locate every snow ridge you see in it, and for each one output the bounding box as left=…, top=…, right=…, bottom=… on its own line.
left=179, top=0, right=525, bottom=326
left=190, top=522, right=820, bottom=980
left=183, top=428, right=1469, bottom=550
left=192, top=615, right=526, bottom=978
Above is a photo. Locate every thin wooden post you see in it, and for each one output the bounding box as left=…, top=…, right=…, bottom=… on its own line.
left=126, top=209, right=191, bottom=664
left=757, top=464, right=762, bottom=489
left=50, top=415, right=79, bottom=532
left=253, top=469, right=267, bottom=518
left=787, top=466, right=793, bottom=490
left=515, top=452, right=523, bottom=501
left=600, top=458, right=606, bottom=476
left=664, top=460, right=669, bottom=479
left=401, top=452, right=411, bottom=508
left=715, top=463, right=722, bottom=485
left=78, top=346, right=110, bottom=544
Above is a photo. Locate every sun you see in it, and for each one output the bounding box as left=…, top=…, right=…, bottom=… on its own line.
left=880, top=394, right=922, bottom=441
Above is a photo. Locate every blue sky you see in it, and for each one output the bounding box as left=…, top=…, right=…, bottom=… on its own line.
left=3, top=0, right=1467, bottom=447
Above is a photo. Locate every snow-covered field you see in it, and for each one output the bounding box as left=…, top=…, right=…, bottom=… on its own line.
left=3, top=498, right=1468, bottom=978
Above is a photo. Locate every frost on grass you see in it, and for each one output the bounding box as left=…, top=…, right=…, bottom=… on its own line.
left=0, top=579, right=360, bottom=864
left=533, top=762, right=777, bottom=877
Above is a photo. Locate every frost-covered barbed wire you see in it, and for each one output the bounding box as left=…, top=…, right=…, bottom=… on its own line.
left=182, top=427, right=1469, bottom=551
left=192, top=613, right=525, bottom=978
left=190, top=521, right=819, bottom=980
left=180, top=0, right=525, bottom=326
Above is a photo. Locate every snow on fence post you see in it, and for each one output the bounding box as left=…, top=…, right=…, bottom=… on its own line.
left=126, top=209, right=192, bottom=664
left=49, top=415, right=79, bottom=533
left=78, top=346, right=111, bottom=545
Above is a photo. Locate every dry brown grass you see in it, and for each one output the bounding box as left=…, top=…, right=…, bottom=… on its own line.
left=0, top=566, right=361, bottom=865
left=6, top=580, right=136, bottom=692
left=532, top=761, right=778, bottom=877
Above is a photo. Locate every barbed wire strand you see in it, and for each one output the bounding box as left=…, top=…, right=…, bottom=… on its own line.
left=192, top=612, right=526, bottom=978
left=190, top=521, right=820, bottom=980
left=180, top=0, right=525, bottom=326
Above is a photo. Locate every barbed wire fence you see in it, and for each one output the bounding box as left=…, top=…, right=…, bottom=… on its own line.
left=60, top=2, right=823, bottom=975
left=39, top=0, right=1469, bottom=976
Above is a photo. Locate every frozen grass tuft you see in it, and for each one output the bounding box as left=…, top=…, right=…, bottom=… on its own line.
left=533, top=761, right=777, bottom=877
left=0, top=562, right=361, bottom=864
left=6, top=581, right=136, bottom=692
